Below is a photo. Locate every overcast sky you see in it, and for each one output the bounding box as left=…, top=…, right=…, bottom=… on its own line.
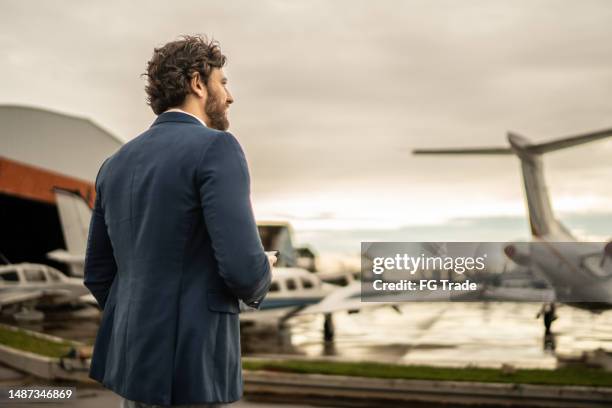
left=1, top=0, right=611, bottom=246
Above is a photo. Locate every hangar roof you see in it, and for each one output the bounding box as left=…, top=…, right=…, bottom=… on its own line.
left=0, top=105, right=123, bottom=182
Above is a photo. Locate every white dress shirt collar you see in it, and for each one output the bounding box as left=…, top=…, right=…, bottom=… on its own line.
left=164, top=108, right=208, bottom=128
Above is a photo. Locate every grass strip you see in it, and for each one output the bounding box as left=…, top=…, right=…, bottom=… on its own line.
left=0, top=325, right=73, bottom=358
left=243, top=359, right=612, bottom=388
left=2, top=325, right=610, bottom=387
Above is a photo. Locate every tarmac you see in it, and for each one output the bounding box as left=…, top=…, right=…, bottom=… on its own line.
left=0, top=363, right=330, bottom=408
left=244, top=301, right=612, bottom=369
left=3, top=301, right=612, bottom=408
left=8, top=301, right=612, bottom=369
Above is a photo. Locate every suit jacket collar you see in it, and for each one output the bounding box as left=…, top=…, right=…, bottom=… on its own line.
left=151, top=111, right=204, bottom=127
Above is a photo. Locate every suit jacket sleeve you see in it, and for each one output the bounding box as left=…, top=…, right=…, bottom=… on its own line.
left=197, top=132, right=271, bottom=308
left=83, top=160, right=117, bottom=310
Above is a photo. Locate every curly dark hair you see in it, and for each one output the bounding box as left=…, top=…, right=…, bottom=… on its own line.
left=144, top=35, right=227, bottom=115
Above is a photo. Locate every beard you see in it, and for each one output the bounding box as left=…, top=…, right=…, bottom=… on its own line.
left=204, top=86, right=230, bottom=131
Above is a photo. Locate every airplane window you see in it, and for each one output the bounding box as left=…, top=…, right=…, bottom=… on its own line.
left=327, top=276, right=347, bottom=286
left=24, top=269, right=46, bottom=282
left=286, top=279, right=297, bottom=291
left=269, top=282, right=280, bottom=292
left=46, top=269, right=62, bottom=282
left=301, top=278, right=314, bottom=289
left=0, top=271, right=19, bottom=282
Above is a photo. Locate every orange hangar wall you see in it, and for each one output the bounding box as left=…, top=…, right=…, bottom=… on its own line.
left=0, top=156, right=95, bottom=207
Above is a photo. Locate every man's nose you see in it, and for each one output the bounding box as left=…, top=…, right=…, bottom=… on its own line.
left=226, top=90, right=234, bottom=105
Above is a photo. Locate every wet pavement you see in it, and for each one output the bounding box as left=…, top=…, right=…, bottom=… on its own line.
left=6, top=301, right=612, bottom=369
left=266, top=302, right=612, bottom=368
left=243, top=302, right=612, bottom=369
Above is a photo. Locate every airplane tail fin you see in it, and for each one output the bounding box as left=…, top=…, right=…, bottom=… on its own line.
left=413, top=128, right=612, bottom=156
left=49, top=188, right=93, bottom=276
left=414, top=128, right=612, bottom=238
left=514, top=128, right=612, bottom=154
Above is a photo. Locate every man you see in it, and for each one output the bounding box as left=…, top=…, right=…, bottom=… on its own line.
left=84, top=35, right=274, bottom=407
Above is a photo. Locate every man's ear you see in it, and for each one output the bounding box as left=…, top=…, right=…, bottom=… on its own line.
left=190, top=72, right=207, bottom=99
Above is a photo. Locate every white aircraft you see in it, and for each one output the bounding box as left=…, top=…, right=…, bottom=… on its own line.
left=240, top=267, right=334, bottom=323
left=413, top=127, right=612, bottom=330
left=0, top=262, right=90, bottom=321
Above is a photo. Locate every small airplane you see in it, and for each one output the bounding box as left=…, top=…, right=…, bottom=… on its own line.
left=0, top=262, right=90, bottom=322
left=413, top=127, right=612, bottom=331
left=240, top=267, right=334, bottom=323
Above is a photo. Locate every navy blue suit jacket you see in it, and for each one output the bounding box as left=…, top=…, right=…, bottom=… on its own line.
left=83, top=111, right=271, bottom=405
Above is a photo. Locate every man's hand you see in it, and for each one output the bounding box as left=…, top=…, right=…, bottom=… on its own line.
left=239, top=252, right=277, bottom=313
left=266, top=251, right=278, bottom=269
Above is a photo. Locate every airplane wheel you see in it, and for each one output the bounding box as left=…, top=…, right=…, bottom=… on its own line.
left=323, top=313, right=334, bottom=342
left=541, top=302, right=556, bottom=335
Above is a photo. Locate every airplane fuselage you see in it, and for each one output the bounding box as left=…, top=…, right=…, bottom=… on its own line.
left=531, top=234, right=612, bottom=310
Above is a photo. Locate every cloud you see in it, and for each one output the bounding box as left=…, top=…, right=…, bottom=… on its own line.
left=1, top=0, right=610, bottom=228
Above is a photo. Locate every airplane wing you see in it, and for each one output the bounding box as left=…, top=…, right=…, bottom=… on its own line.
left=79, top=293, right=98, bottom=306
left=0, top=290, right=43, bottom=308
left=46, top=249, right=85, bottom=264
left=297, top=282, right=481, bottom=315
left=0, top=285, right=90, bottom=310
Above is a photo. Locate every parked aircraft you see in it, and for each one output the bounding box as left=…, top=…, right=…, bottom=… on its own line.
left=413, top=127, right=612, bottom=330
left=0, top=262, right=90, bottom=322
left=240, top=267, right=334, bottom=323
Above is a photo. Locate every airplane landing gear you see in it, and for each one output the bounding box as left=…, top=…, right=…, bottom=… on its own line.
left=323, top=313, right=334, bottom=342
left=536, top=302, right=557, bottom=335
left=543, top=332, right=556, bottom=352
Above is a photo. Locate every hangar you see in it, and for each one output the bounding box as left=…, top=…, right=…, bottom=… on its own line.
left=0, top=105, right=123, bottom=270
